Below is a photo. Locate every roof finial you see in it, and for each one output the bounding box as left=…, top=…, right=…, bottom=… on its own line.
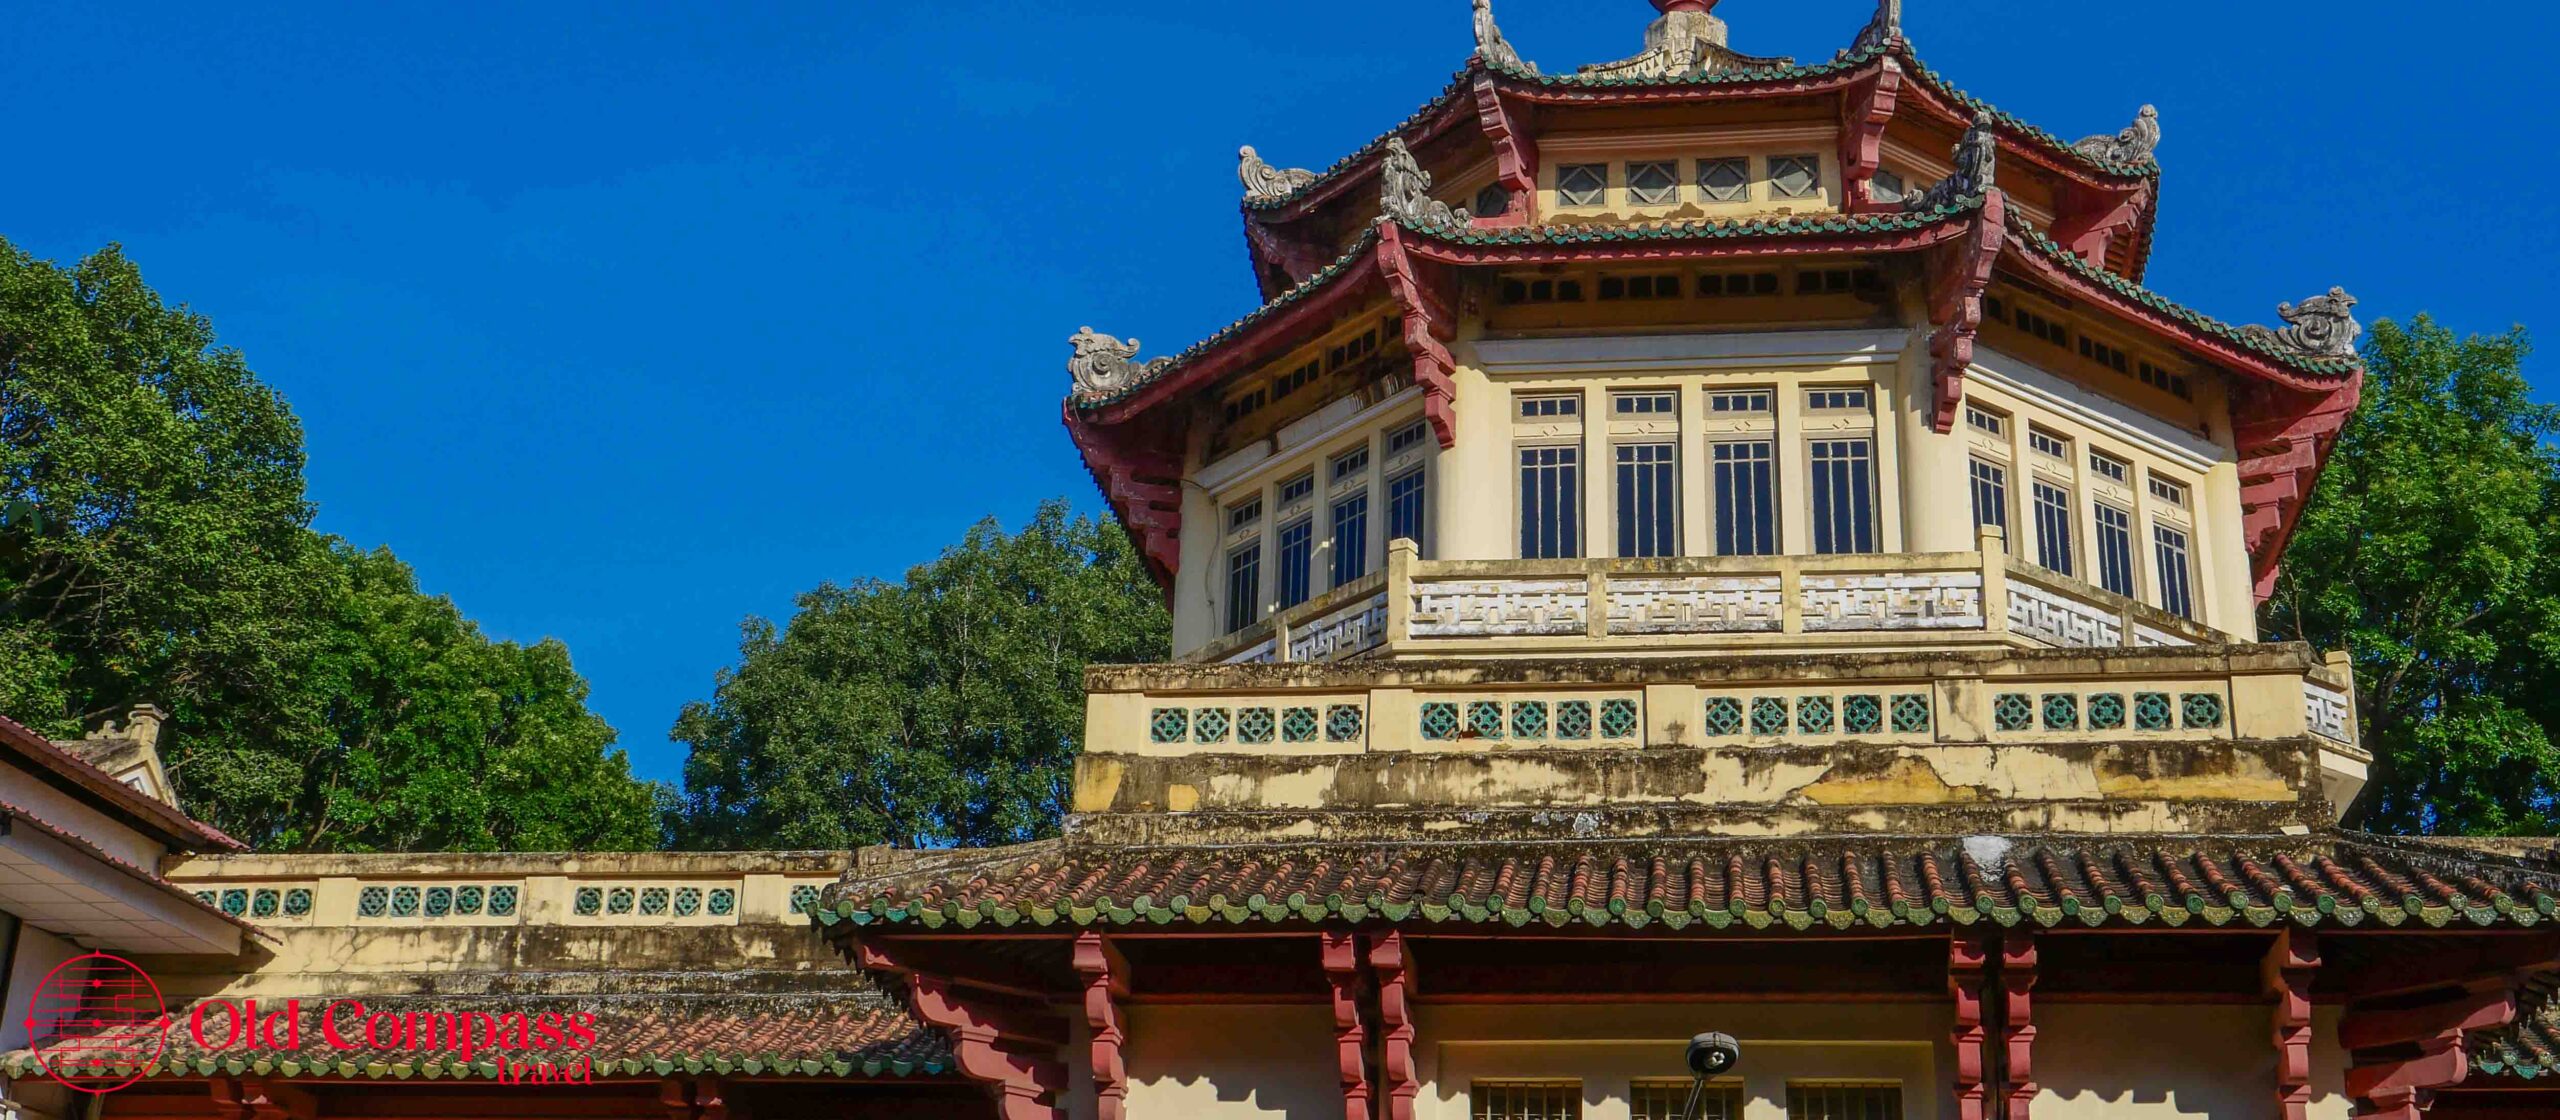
left=1851, top=0, right=1903, bottom=53
left=1239, top=146, right=1318, bottom=204
left=1068, top=327, right=1172, bottom=399
left=1583, top=0, right=1793, bottom=81
left=1378, top=138, right=1472, bottom=230
left=1474, top=0, right=1538, bottom=75
left=2073, top=105, right=2161, bottom=166
left=2243, top=288, right=2362, bottom=359
left=1904, top=111, right=1998, bottom=212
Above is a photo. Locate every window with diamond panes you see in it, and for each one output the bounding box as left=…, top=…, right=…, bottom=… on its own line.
left=2095, top=504, right=2138, bottom=598
left=1635, top=1081, right=1741, bottom=1120
left=1697, top=157, right=1750, bottom=202
left=1787, top=1083, right=1902, bottom=1120
left=1810, top=439, right=1876, bottom=554
left=1703, top=697, right=1745, bottom=736
left=1557, top=164, right=1608, bottom=207
left=1326, top=705, right=1364, bottom=742
left=1599, top=698, right=1641, bottom=740
left=2031, top=480, right=2075, bottom=577
left=1628, top=160, right=1678, bottom=205
left=1421, top=702, right=1461, bottom=740
left=1475, top=1081, right=1583, bottom=1120
left=1994, top=694, right=2035, bottom=732
left=1617, top=443, right=1678, bottom=558
left=1713, top=441, right=1778, bottom=556
left=1277, top=519, right=1314, bottom=608
left=1520, top=446, right=1582, bottom=559
left=1769, top=155, right=1821, bottom=199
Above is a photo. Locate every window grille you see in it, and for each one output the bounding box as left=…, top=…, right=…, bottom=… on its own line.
left=1810, top=438, right=1877, bottom=554
left=1713, top=441, right=1778, bottom=557
left=1279, top=472, right=1314, bottom=506
left=2154, top=523, right=2197, bottom=621
left=1388, top=469, right=1427, bottom=552
left=1473, top=1081, right=1583, bottom=1120
left=1519, top=446, right=1582, bottom=559
left=2088, top=451, right=2130, bottom=484
left=1388, top=420, right=1430, bottom=455
left=1224, top=544, right=1261, bottom=633
left=2095, top=504, right=2137, bottom=598
left=1276, top=519, right=1314, bottom=608
left=1787, top=1083, right=1902, bottom=1120
left=1226, top=497, right=1263, bottom=535
left=1698, top=157, right=1751, bottom=202
left=1331, top=491, right=1370, bottom=585
left=2032, top=479, right=2076, bottom=577
left=1770, top=154, right=1821, bottom=199
left=1558, top=164, right=1608, bottom=207
left=1616, top=443, right=1678, bottom=558
left=1633, top=1081, right=1741, bottom=1120
left=1709, top=390, right=1774, bottom=414
left=1970, top=459, right=2010, bottom=547
left=1628, top=160, right=1679, bottom=205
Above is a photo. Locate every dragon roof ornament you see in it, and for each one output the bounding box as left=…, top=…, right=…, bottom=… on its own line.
left=1850, top=0, right=1903, bottom=54
left=1905, top=111, right=1997, bottom=212
left=1474, top=0, right=1538, bottom=75
left=1239, top=146, right=1320, bottom=204
left=2074, top=105, right=2161, bottom=166
left=1068, top=327, right=1172, bottom=401
left=2243, top=288, right=2362, bottom=359
left=1378, top=138, right=1472, bottom=229
left=1581, top=0, right=1794, bottom=81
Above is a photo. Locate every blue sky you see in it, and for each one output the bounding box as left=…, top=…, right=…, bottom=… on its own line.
left=7, top=1, right=2555, bottom=784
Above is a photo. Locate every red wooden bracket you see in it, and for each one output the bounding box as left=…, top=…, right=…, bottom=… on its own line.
left=2264, top=930, right=2321, bottom=1120
left=1837, top=63, right=1903, bottom=213
left=1950, top=931, right=1992, bottom=1120
left=1322, top=931, right=1373, bottom=1120
left=1376, top=224, right=1461, bottom=449
left=1369, top=932, right=1419, bottom=1120
left=1996, top=930, right=2037, bottom=1120
left=1074, top=932, right=1131, bottom=1120
left=1471, top=74, right=1538, bottom=226
left=1924, top=191, right=2006, bottom=433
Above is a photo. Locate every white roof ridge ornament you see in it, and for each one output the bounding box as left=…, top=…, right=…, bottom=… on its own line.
left=1068, top=327, right=1173, bottom=400
left=1904, top=111, right=1997, bottom=212
left=1473, top=0, right=1538, bottom=75
left=1580, top=0, right=1795, bottom=81
left=1377, top=138, right=1472, bottom=229
left=2243, top=288, right=2362, bottom=359
left=1850, top=0, right=1903, bottom=54
left=1239, top=146, right=1319, bottom=204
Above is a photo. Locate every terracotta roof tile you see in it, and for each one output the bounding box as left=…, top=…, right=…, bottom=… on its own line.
left=819, top=834, right=2558, bottom=935
left=0, top=994, right=948, bottom=1082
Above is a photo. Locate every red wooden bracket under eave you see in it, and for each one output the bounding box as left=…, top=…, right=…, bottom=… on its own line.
left=1074, top=932, right=1131, bottom=1120
left=1368, top=932, right=1420, bottom=1120
left=1950, top=932, right=1992, bottom=1120
left=1065, top=407, right=1184, bottom=591
left=856, top=938, right=1069, bottom=1120
left=1837, top=63, right=1903, bottom=213
left=1377, top=224, right=1462, bottom=449
left=2235, top=378, right=2361, bottom=601
left=1470, top=74, right=1538, bottom=226
left=1925, top=191, right=2006, bottom=433
left=2262, top=929, right=2320, bottom=1120
left=1322, top=932, right=1373, bottom=1120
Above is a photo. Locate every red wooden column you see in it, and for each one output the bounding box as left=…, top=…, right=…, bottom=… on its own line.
left=1950, top=931, right=1992, bottom=1120
left=1995, top=931, right=2038, bottom=1120
left=1074, top=932, right=1131, bottom=1120
left=1369, top=932, right=1419, bottom=1120
left=2264, top=930, right=2321, bottom=1120
left=1323, top=931, right=1374, bottom=1120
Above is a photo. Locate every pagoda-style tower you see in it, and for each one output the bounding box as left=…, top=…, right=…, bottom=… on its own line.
left=833, top=7, right=2559, bottom=1120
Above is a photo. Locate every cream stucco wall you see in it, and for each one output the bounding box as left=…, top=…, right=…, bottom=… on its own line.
left=1115, top=1004, right=1343, bottom=1120
left=2031, top=1003, right=2350, bottom=1120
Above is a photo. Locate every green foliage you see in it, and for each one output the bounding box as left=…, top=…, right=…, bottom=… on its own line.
left=2264, top=316, right=2560, bottom=835
left=667, top=501, right=1170, bottom=850
left=0, top=238, right=659, bottom=851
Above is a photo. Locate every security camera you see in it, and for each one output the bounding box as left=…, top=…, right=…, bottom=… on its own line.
left=1687, top=1032, right=1741, bottom=1076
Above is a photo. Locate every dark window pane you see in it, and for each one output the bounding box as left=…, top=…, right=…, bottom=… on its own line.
left=1712, top=442, right=1776, bottom=556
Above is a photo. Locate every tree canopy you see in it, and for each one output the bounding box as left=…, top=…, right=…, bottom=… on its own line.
left=0, top=238, right=659, bottom=851
left=2264, top=316, right=2560, bottom=835
left=666, top=501, right=1169, bottom=850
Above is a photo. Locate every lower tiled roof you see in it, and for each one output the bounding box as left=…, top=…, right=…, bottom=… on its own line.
left=0, top=994, right=948, bottom=1081
left=818, top=833, right=2557, bottom=934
